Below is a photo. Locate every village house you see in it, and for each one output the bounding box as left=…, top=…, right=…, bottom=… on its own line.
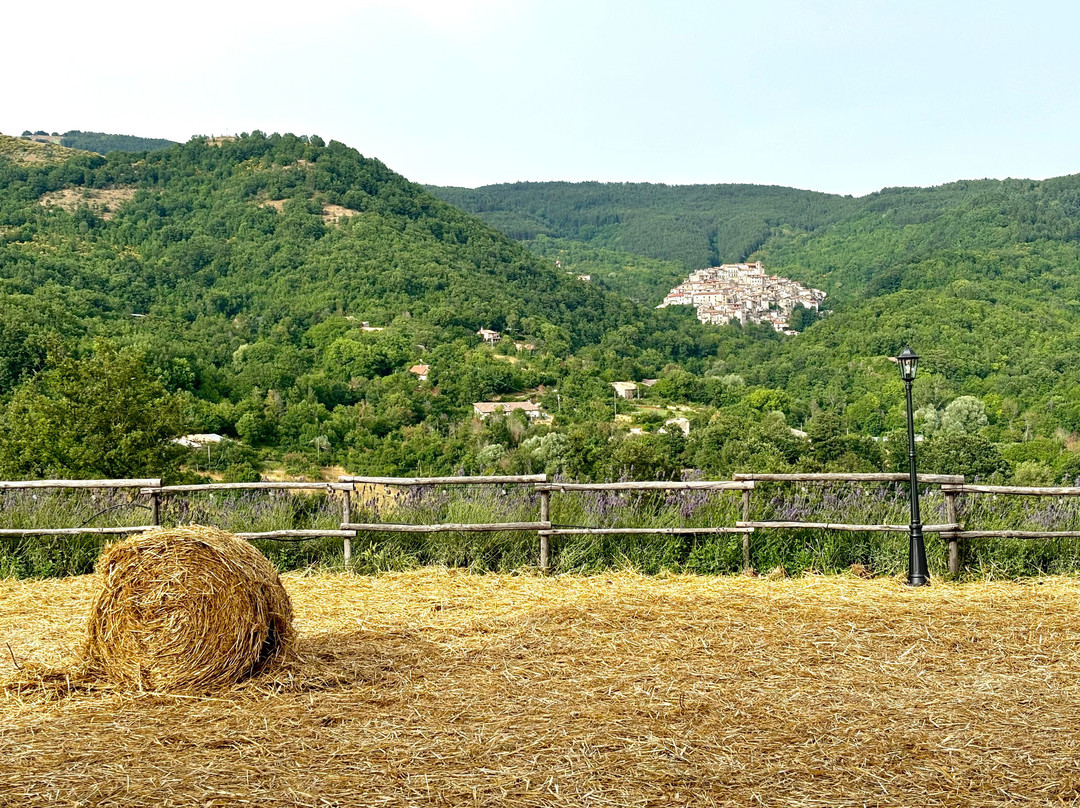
left=659, top=417, right=691, bottom=437
left=472, top=401, right=543, bottom=420
left=611, top=381, right=639, bottom=399
left=173, top=433, right=224, bottom=449
left=408, top=364, right=429, bottom=381
left=477, top=328, right=501, bottom=344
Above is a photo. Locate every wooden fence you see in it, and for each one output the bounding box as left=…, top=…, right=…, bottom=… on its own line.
left=5, top=473, right=1080, bottom=575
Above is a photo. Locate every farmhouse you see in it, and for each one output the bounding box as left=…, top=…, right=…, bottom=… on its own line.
left=660, top=417, right=691, bottom=436
left=611, top=381, right=639, bottom=399
left=472, top=401, right=543, bottom=419
left=173, top=433, right=224, bottom=449
left=408, top=364, right=429, bottom=381
left=477, top=328, right=501, bottom=344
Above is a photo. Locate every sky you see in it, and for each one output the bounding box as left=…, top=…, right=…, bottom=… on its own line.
left=4, top=0, right=1078, bottom=197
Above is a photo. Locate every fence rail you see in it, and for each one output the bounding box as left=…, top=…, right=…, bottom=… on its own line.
left=6, top=473, right=1080, bottom=576
left=340, top=474, right=547, bottom=486
left=537, top=480, right=754, bottom=492
left=941, top=484, right=1080, bottom=496
left=732, top=473, right=965, bottom=484
left=737, top=521, right=962, bottom=533
left=141, top=482, right=352, bottom=494
left=0, top=479, right=161, bottom=490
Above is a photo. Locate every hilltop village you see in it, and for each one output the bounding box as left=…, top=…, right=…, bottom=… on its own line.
left=658, top=261, right=826, bottom=334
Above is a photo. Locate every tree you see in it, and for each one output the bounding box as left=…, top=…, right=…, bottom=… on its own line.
left=914, top=405, right=942, bottom=437
left=606, top=434, right=681, bottom=481
left=0, top=345, right=186, bottom=480
left=806, top=411, right=844, bottom=464
left=787, top=305, right=819, bottom=331
left=0, top=314, right=50, bottom=396
left=922, top=434, right=1008, bottom=481
left=940, top=396, right=988, bottom=436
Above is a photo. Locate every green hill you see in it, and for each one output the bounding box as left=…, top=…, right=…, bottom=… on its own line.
left=741, top=176, right=1080, bottom=436
left=6, top=130, right=1080, bottom=484
left=0, top=132, right=718, bottom=479
left=0, top=135, right=89, bottom=165
left=434, top=174, right=1080, bottom=464
left=429, top=181, right=858, bottom=272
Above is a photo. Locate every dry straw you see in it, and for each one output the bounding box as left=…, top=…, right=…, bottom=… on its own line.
left=5, top=569, right=1080, bottom=806
left=82, top=525, right=293, bottom=691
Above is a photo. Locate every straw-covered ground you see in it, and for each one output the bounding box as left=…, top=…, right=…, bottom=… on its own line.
left=3, top=569, right=1080, bottom=807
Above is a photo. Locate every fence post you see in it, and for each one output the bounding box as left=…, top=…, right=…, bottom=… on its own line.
left=741, top=488, right=752, bottom=571
left=151, top=492, right=160, bottom=527
left=539, top=489, right=551, bottom=573
left=945, top=491, right=959, bottom=577
left=341, top=488, right=352, bottom=565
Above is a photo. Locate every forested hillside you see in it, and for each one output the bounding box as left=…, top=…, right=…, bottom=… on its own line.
left=746, top=177, right=1080, bottom=438
left=430, top=181, right=857, bottom=278
left=0, top=132, right=725, bottom=481
left=434, top=174, right=1080, bottom=485
left=4, top=130, right=1080, bottom=487
left=59, top=131, right=179, bottom=154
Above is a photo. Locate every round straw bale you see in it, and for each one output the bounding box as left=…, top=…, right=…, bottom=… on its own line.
left=83, top=525, right=294, bottom=691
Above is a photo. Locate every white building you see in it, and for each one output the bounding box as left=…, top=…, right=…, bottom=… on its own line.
left=472, top=401, right=542, bottom=419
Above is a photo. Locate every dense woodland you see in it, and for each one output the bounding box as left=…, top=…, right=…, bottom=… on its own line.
left=58, top=130, right=177, bottom=154
left=2, top=132, right=1080, bottom=489
left=433, top=177, right=1080, bottom=485
left=16, top=130, right=178, bottom=155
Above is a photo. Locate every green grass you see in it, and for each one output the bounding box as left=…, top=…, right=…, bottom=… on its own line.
left=3, top=483, right=1080, bottom=579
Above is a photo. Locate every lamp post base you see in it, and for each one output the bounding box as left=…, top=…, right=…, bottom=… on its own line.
left=907, top=528, right=929, bottom=586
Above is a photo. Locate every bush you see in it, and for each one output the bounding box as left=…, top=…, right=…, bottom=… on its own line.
left=222, top=463, right=262, bottom=483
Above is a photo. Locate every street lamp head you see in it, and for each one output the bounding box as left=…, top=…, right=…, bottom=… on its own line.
left=896, top=347, right=919, bottom=382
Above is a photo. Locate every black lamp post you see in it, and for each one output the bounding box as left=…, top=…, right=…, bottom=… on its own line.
left=897, top=347, right=929, bottom=586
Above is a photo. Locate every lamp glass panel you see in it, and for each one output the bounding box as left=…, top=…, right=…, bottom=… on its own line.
left=897, top=349, right=919, bottom=381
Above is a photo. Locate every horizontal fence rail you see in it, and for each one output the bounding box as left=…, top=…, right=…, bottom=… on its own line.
left=537, top=480, right=754, bottom=492
left=732, top=473, right=965, bottom=484
left=142, top=481, right=352, bottom=494
left=0, top=526, right=159, bottom=536
left=342, top=521, right=550, bottom=534
left=941, top=484, right=1080, bottom=496
left=546, top=526, right=753, bottom=536
left=737, top=521, right=962, bottom=533
left=340, top=474, right=548, bottom=486
left=953, top=530, right=1080, bottom=540
left=5, top=472, right=1080, bottom=576
left=232, top=529, right=358, bottom=540
left=0, top=479, right=161, bottom=490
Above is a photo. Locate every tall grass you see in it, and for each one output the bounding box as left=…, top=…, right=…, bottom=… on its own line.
left=953, top=491, right=1080, bottom=577
left=4, top=481, right=1080, bottom=579
left=0, top=489, right=152, bottom=577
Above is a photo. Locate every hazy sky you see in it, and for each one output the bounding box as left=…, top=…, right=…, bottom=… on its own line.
left=5, top=0, right=1077, bottom=196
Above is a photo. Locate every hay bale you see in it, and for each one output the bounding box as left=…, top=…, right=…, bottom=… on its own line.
left=83, top=526, right=293, bottom=691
